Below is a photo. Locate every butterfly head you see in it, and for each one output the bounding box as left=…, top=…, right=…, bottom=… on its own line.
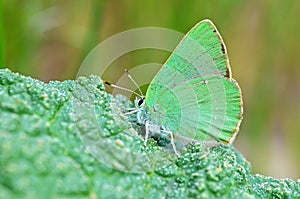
left=134, top=96, right=146, bottom=108
left=134, top=96, right=149, bottom=125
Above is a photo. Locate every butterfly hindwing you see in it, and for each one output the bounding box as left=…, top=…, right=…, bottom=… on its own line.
left=145, top=19, right=243, bottom=143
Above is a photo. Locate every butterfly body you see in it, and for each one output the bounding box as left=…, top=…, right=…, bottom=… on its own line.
left=134, top=97, right=165, bottom=137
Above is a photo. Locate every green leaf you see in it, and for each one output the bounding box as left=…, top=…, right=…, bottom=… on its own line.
left=0, top=68, right=299, bottom=199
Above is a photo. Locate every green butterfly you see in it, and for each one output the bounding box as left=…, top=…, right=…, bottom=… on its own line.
left=111, top=19, right=243, bottom=155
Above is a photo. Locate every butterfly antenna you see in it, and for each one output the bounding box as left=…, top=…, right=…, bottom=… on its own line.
left=125, top=69, right=143, bottom=96
left=104, top=80, right=143, bottom=98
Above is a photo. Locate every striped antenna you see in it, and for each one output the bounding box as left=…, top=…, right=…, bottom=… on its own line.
left=104, top=80, right=143, bottom=98
left=125, top=69, right=143, bottom=96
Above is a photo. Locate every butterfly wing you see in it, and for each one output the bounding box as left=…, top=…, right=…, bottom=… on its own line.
left=145, top=19, right=243, bottom=143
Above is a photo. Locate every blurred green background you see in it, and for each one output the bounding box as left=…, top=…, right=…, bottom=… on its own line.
left=1, top=1, right=299, bottom=179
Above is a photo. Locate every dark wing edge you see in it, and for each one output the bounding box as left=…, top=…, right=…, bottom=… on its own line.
left=201, top=19, right=232, bottom=78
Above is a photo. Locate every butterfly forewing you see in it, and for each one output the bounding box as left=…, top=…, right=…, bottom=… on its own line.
left=145, top=19, right=243, bottom=143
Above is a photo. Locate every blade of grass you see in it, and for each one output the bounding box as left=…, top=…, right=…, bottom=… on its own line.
left=0, top=3, right=5, bottom=68
left=79, top=0, right=107, bottom=63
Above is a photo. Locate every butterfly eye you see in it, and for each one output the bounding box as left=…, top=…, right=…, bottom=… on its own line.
left=138, top=97, right=145, bottom=107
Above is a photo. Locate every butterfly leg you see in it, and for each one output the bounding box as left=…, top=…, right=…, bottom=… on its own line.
left=161, top=129, right=180, bottom=157
left=124, top=109, right=139, bottom=115
left=125, top=107, right=138, bottom=110
left=144, top=120, right=150, bottom=146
